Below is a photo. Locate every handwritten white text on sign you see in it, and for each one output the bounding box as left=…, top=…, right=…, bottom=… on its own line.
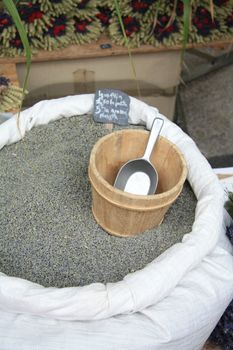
left=93, top=89, right=130, bottom=125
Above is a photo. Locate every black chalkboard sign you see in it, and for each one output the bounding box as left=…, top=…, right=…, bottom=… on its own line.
left=93, top=89, right=130, bottom=126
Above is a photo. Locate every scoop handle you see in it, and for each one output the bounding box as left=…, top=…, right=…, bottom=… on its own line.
left=143, top=117, right=164, bottom=161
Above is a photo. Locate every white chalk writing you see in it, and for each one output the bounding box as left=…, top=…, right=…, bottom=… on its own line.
left=94, top=89, right=129, bottom=125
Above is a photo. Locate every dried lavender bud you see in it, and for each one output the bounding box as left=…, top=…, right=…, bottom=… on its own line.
left=213, top=0, right=229, bottom=6
left=0, top=76, right=10, bottom=87
left=77, top=0, right=91, bottom=10
left=131, top=0, right=154, bottom=14
left=226, top=12, right=233, bottom=27
left=96, top=6, right=112, bottom=27
left=210, top=222, right=233, bottom=349
left=193, top=7, right=219, bottom=37
left=226, top=224, right=233, bottom=244
left=153, top=14, right=179, bottom=42
left=0, top=12, right=13, bottom=33
left=210, top=297, right=233, bottom=349
left=225, top=192, right=233, bottom=220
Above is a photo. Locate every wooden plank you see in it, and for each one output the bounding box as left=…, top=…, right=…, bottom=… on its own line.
left=0, top=34, right=232, bottom=64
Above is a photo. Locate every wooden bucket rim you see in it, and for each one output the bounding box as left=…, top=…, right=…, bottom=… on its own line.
left=89, top=129, right=188, bottom=202
left=89, top=169, right=183, bottom=210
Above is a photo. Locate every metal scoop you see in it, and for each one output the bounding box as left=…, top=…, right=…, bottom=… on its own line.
left=114, top=117, right=164, bottom=195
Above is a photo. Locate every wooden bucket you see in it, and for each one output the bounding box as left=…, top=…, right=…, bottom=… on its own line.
left=88, top=129, right=187, bottom=237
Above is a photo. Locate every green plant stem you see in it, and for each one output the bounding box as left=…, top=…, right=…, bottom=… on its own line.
left=182, top=0, right=191, bottom=60
left=113, top=0, right=141, bottom=99
left=3, top=0, right=31, bottom=130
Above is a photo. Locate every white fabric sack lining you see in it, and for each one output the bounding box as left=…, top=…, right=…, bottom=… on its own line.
left=0, top=95, right=232, bottom=329
left=0, top=245, right=233, bottom=350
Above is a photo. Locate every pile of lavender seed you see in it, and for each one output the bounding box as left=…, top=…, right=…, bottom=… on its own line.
left=0, top=115, right=197, bottom=287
